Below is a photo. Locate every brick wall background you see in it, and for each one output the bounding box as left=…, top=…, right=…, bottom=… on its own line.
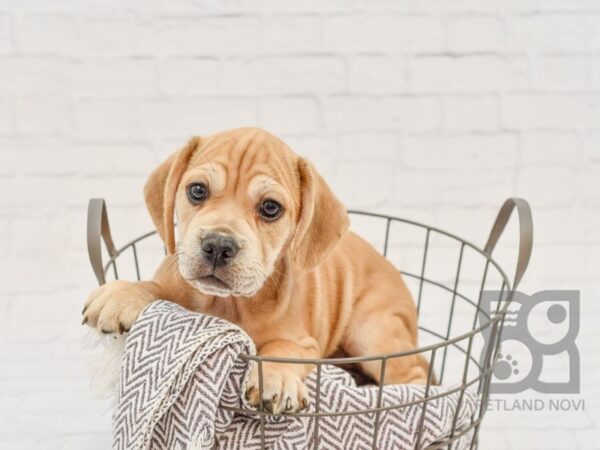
left=0, top=0, right=598, bottom=448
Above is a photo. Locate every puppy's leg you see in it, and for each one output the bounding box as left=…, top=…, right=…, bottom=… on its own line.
left=82, top=280, right=162, bottom=334
left=245, top=337, right=319, bottom=414
left=82, top=255, right=193, bottom=334
left=343, top=290, right=431, bottom=385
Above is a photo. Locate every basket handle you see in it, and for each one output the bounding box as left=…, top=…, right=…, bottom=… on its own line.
left=87, top=198, right=117, bottom=285
left=484, top=198, right=533, bottom=290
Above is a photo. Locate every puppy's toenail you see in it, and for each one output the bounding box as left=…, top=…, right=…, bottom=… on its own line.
left=101, top=329, right=111, bottom=334
left=81, top=316, right=88, bottom=325
left=82, top=306, right=88, bottom=315
left=263, top=400, right=273, bottom=413
left=285, top=397, right=292, bottom=411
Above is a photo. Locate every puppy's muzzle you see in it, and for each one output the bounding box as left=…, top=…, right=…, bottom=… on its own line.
left=201, top=233, right=239, bottom=267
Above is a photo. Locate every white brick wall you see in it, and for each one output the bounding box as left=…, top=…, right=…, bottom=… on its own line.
left=0, top=1, right=598, bottom=448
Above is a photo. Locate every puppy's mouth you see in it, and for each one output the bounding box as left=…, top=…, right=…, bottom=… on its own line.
left=177, top=252, right=266, bottom=298
left=189, top=270, right=237, bottom=297
left=198, top=274, right=230, bottom=291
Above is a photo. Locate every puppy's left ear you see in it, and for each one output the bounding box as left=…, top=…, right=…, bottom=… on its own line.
left=292, top=158, right=349, bottom=272
left=144, top=137, right=200, bottom=254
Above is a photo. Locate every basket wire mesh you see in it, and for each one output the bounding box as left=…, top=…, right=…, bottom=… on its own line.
left=87, top=198, right=533, bottom=450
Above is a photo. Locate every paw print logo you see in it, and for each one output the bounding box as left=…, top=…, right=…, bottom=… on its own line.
left=478, top=290, right=580, bottom=394
left=494, top=354, right=519, bottom=380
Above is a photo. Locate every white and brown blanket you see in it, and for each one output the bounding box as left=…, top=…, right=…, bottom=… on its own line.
left=110, top=301, right=477, bottom=450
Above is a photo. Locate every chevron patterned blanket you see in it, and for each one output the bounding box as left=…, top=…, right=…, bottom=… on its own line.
left=112, top=301, right=477, bottom=450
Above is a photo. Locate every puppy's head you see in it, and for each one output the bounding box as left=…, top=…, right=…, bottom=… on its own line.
left=144, top=128, right=349, bottom=298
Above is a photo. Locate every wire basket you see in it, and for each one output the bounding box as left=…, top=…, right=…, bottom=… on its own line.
left=87, top=197, right=533, bottom=449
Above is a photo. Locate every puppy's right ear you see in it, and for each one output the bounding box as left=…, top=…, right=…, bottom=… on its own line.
left=144, top=137, right=200, bottom=254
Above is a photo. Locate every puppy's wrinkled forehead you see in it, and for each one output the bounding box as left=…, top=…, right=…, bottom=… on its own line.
left=186, top=129, right=300, bottom=202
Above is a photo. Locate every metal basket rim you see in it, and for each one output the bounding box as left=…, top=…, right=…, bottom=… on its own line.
left=99, top=209, right=513, bottom=363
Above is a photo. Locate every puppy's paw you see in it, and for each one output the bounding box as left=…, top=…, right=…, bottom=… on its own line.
left=82, top=281, right=155, bottom=335
left=245, top=365, right=309, bottom=414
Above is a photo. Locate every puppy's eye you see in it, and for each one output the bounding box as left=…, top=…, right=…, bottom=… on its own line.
left=259, top=199, right=283, bottom=220
left=187, top=183, right=209, bottom=204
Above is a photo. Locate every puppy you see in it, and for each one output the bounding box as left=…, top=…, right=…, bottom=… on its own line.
left=83, top=128, right=430, bottom=414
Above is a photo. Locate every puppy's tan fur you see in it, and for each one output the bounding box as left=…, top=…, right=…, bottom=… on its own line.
left=83, top=128, right=429, bottom=414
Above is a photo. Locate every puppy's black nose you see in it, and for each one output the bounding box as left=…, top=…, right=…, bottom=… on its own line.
left=201, top=233, right=239, bottom=267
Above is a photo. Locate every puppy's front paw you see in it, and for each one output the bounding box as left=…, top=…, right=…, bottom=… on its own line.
left=82, top=280, right=155, bottom=334
left=245, top=364, right=309, bottom=414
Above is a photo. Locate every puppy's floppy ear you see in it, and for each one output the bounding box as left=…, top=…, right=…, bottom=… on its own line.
left=292, top=158, right=349, bottom=271
left=144, top=137, right=200, bottom=254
